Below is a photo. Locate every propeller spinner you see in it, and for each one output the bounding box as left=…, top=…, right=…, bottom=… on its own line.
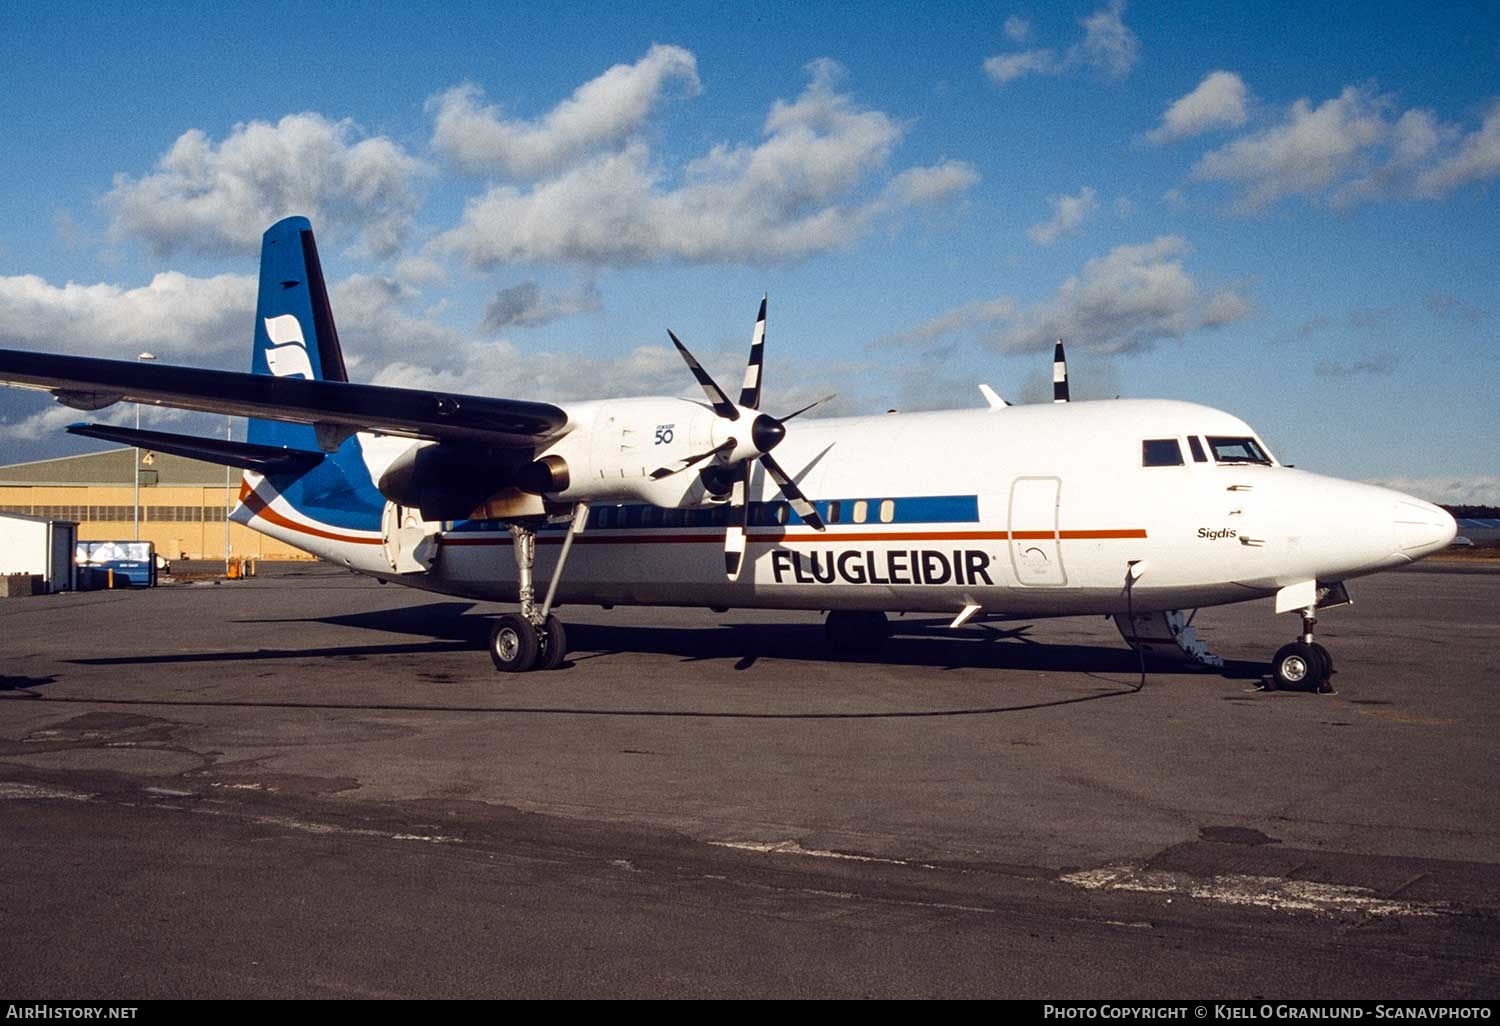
left=658, top=298, right=830, bottom=579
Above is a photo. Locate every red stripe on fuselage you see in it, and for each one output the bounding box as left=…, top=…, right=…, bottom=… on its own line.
left=439, top=527, right=1146, bottom=547
left=237, top=479, right=382, bottom=546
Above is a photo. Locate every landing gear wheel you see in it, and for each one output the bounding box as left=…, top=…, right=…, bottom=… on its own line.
left=1312, top=643, right=1333, bottom=677
left=490, top=614, right=540, bottom=673
left=825, top=610, right=891, bottom=653
left=537, top=615, right=568, bottom=671
left=1271, top=641, right=1320, bottom=691
left=1311, top=642, right=1335, bottom=692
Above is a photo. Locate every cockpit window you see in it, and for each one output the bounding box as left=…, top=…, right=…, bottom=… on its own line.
left=1142, top=439, right=1184, bottom=467
left=1188, top=436, right=1207, bottom=463
left=1206, top=436, right=1272, bottom=465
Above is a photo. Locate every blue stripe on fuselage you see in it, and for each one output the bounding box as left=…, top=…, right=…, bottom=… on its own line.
left=448, top=494, right=981, bottom=534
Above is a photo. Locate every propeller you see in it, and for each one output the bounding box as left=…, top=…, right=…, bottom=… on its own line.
left=1052, top=338, right=1070, bottom=403
left=657, top=297, right=829, bottom=580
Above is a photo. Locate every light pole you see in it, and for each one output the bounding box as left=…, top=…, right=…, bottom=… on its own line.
left=225, top=416, right=232, bottom=574
left=132, top=352, right=155, bottom=540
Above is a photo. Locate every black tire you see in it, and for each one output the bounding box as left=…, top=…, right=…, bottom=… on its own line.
left=490, top=614, right=539, bottom=673
left=1272, top=641, right=1319, bottom=691
left=1312, top=642, right=1334, bottom=680
left=537, top=615, right=568, bottom=671
left=825, top=610, right=890, bottom=653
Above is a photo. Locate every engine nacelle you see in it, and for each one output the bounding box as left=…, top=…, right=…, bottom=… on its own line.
left=377, top=441, right=535, bottom=521
left=537, top=396, right=728, bottom=508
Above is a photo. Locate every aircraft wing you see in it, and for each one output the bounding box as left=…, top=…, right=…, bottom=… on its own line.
left=0, top=348, right=569, bottom=449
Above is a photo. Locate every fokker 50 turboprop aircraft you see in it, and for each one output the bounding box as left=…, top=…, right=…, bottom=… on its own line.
left=0, top=217, right=1457, bottom=688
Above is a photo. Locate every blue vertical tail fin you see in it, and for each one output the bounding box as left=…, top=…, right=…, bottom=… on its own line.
left=249, top=216, right=348, bottom=440
left=243, top=217, right=384, bottom=537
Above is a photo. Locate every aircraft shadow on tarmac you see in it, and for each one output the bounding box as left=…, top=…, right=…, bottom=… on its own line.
left=80, top=600, right=1266, bottom=682
left=0, top=674, right=58, bottom=692
left=14, top=603, right=1282, bottom=718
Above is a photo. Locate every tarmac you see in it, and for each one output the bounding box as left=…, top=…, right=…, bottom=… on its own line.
left=1, top=561, right=1497, bottom=998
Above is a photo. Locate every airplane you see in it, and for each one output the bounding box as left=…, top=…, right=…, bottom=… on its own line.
left=0, top=216, right=1457, bottom=690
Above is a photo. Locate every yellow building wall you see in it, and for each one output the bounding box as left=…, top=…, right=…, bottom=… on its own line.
left=0, top=483, right=311, bottom=560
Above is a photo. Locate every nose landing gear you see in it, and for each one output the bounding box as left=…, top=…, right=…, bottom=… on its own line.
left=1269, top=608, right=1335, bottom=692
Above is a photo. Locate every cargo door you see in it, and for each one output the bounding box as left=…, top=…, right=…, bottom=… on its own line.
left=381, top=501, right=441, bottom=574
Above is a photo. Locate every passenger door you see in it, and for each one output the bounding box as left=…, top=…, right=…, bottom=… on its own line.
left=1009, top=476, right=1066, bottom=586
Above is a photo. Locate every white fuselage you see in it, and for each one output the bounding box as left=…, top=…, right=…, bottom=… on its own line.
left=234, top=398, right=1457, bottom=618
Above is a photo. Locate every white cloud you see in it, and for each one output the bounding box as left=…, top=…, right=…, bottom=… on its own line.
left=1192, top=86, right=1387, bottom=213
left=0, top=398, right=146, bottom=443
left=1331, top=108, right=1450, bottom=207
left=1187, top=87, right=1500, bottom=213
left=986, top=0, right=1137, bottom=85
left=392, top=255, right=446, bottom=287
left=874, top=296, right=1016, bottom=351
left=0, top=271, right=254, bottom=362
left=1364, top=476, right=1500, bottom=508
left=1414, top=103, right=1500, bottom=198
left=480, top=280, right=602, bottom=332
left=437, top=60, right=973, bottom=267
left=104, top=114, right=427, bottom=258
left=1077, top=0, right=1139, bottom=80
left=1147, top=71, right=1249, bottom=144
left=1026, top=186, right=1099, bottom=245
left=1004, top=15, right=1032, bottom=42
left=1201, top=288, right=1252, bottom=326
left=884, top=161, right=982, bottom=205
left=0, top=270, right=255, bottom=443
left=984, top=50, right=1062, bottom=84
left=428, top=45, right=700, bottom=178
left=367, top=327, right=857, bottom=419
left=878, top=238, right=1247, bottom=357
left=987, top=236, right=1250, bottom=354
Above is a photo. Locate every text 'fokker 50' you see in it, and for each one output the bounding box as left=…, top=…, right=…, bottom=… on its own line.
left=0, top=218, right=1456, bottom=688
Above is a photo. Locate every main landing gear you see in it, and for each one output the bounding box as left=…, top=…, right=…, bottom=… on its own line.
left=1268, top=607, right=1335, bottom=692
left=489, top=504, right=587, bottom=673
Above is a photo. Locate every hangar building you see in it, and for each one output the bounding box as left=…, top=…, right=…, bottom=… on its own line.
left=0, top=448, right=304, bottom=561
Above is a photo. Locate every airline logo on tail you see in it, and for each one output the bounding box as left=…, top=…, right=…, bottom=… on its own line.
left=264, top=314, right=314, bottom=379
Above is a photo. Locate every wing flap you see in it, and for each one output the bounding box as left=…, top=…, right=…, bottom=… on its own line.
left=0, top=348, right=568, bottom=447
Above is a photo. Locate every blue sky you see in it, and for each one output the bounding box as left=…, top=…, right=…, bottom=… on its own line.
left=1, top=1, right=1497, bottom=502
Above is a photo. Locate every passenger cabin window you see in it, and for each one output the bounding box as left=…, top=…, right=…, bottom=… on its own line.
left=878, top=499, right=896, bottom=523
left=826, top=501, right=841, bottom=525
left=1188, top=436, right=1207, bottom=463
left=1206, top=436, right=1272, bottom=465
left=1142, top=439, right=1184, bottom=467
left=852, top=500, right=869, bottom=524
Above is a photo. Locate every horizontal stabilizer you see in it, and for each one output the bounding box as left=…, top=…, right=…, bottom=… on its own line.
left=66, top=423, right=326, bottom=474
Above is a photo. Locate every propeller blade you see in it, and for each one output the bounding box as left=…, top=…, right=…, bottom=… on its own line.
left=760, top=451, right=825, bottom=531
left=739, top=295, right=766, bottom=410
left=649, top=440, right=735, bottom=480
left=778, top=394, right=836, bottom=422
left=724, top=464, right=750, bottom=580
left=668, top=330, right=738, bottom=420
left=1052, top=338, right=1070, bottom=404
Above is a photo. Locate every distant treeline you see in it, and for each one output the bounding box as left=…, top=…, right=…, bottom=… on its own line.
left=1441, top=505, right=1500, bottom=519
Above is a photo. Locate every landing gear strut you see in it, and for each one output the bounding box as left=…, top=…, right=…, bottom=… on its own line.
left=1269, top=607, right=1334, bottom=692
left=488, top=504, right=586, bottom=673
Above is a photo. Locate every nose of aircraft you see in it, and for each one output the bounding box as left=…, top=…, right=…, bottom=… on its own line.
left=1274, top=473, right=1457, bottom=580
left=1392, top=496, right=1457, bottom=559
